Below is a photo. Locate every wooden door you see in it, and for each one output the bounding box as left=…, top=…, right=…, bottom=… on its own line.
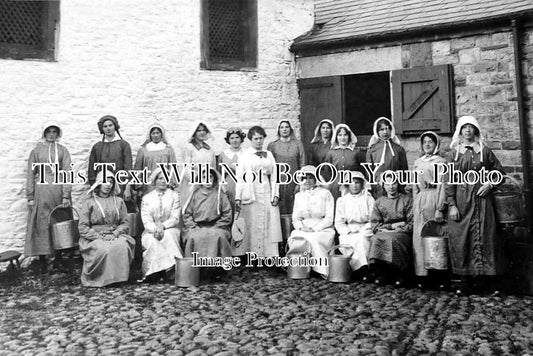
left=298, top=76, right=344, bottom=151
left=391, top=64, right=454, bottom=135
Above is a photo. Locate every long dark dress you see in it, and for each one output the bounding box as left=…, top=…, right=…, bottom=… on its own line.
left=324, top=147, right=363, bottom=201
left=445, top=145, right=504, bottom=275
left=79, top=195, right=135, bottom=287
left=369, top=193, right=413, bottom=270
left=267, top=139, right=306, bottom=214
left=26, top=142, right=72, bottom=256
left=366, top=140, right=408, bottom=196
left=88, top=139, right=133, bottom=190
left=183, top=186, right=233, bottom=258
left=308, top=141, right=331, bottom=167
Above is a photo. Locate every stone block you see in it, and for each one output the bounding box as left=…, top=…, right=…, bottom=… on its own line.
left=455, top=87, right=480, bottom=104
left=466, top=73, right=491, bottom=86
left=451, top=37, right=476, bottom=52
left=410, top=42, right=433, bottom=67
left=484, top=140, right=502, bottom=150
left=481, top=50, right=497, bottom=61
left=492, top=32, right=510, bottom=46
left=433, top=54, right=459, bottom=65
left=458, top=48, right=481, bottom=64
left=502, top=141, right=522, bottom=150
left=475, top=35, right=492, bottom=48
left=432, top=41, right=451, bottom=57
left=473, top=61, right=497, bottom=73
left=481, top=86, right=505, bottom=102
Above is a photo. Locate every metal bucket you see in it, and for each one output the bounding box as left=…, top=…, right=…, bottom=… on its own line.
left=286, top=236, right=311, bottom=279
left=327, top=244, right=354, bottom=283
left=175, top=257, right=200, bottom=287
left=280, top=214, right=293, bottom=241
left=48, top=206, right=80, bottom=250
left=421, top=220, right=449, bottom=270
left=494, top=175, right=524, bottom=224
left=125, top=201, right=143, bottom=237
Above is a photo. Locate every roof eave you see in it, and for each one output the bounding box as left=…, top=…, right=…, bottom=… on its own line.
left=290, top=10, right=533, bottom=54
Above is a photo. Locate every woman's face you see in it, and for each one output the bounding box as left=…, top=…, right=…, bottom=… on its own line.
left=228, top=133, right=242, bottom=149
left=279, top=122, right=292, bottom=138
left=320, top=123, right=332, bottom=140
left=384, top=182, right=399, bottom=196
left=151, top=128, right=163, bottom=144
left=303, top=173, right=316, bottom=190
left=194, top=124, right=208, bottom=142
left=378, top=122, right=391, bottom=140
left=422, top=136, right=437, bottom=155
left=100, top=177, right=114, bottom=196
left=102, top=120, right=116, bottom=137
left=337, top=128, right=350, bottom=146
left=44, top=127, right=59, bottom=143
left=155, top=173, right=168, bottom=191
left=202, top=171, right=215, bottom=189
left=250, top=132, right=265, bottom=150
left=348, top=178, right=364, bottom=195
left=461, top=124, right=476, bottom=141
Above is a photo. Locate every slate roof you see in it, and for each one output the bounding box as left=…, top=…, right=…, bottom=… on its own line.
left=292, top=0, right=533, bottom=50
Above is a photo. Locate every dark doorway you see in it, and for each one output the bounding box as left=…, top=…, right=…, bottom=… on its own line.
left=344, top=71, right=391, bottom=147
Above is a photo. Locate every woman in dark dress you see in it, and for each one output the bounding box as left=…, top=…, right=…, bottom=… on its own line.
left=446, top=116, right=504, bottom=294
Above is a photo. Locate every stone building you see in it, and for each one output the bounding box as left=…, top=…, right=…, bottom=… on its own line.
left=0, top=0, right=314, bottom=255
left=291, top=0, right=533, bottom=220
left=290, top=0, right=533, bottom=292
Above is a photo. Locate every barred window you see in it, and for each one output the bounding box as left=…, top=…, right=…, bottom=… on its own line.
left=0, top=0, right=60, bottom=61
left=200, top=0, right=257, bottom=71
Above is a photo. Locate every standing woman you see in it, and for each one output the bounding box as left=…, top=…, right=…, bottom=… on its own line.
left=411, top=131, right=447, bottom=288
left=366, top=117, right=408, bottom=196
left=235, top=126, right=283, bottom=258
left=88, top=115, right=133, bottom=199
left=324, top=124, right=362, bottom=202
left=79, top=172, right=135, bottom=287
left=267, top=120, right=306, bottom=214
left=446, top=116, right=504, bottom=294
left=307, top=119, right=334, bottom=166
left=26, top=121, right=72, bottom=273
left=133, top=123, right=176, bottom=199
left=177, top=121, right=216, bottom=209
left=217, top=127, right=246, bottom=213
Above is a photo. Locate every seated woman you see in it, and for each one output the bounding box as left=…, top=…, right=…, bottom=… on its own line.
left=183, top=168, right=233, bottom=263
left=140, top=168, right=183, bottom=282
left=369, top=180, right=413, bottom=287
left=335, top=171, right=375, bottom=281
left=287, top=165, right=335, bottom=277
left=79, top=172, right=135, bottom=287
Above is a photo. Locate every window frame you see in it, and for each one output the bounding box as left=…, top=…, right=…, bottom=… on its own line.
left=200, top=0, right=258, bottom=71
left=0, top=0, right=60, bottom=62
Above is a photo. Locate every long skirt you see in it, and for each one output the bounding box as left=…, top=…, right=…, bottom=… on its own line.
left=25, top=181, right=70, bottom=256
left=287, top=229, right=335, bottom=276
left=339, top=232, right=372, bottom=271
left=369, top=231, right=411, bottom=270
left=141, top=228, right=182, bottom=277
left=184, top=227, right=232, bottom=258
left=412, top=188, right=440, bottom=276
left=79, top=234, right=135, bottom=287
left=233, top=181, right=282, bottom=257
left=448, top=189, right=501, bottom=275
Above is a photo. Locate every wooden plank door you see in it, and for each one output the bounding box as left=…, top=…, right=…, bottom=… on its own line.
left=391, top=64, right=454, bottom=135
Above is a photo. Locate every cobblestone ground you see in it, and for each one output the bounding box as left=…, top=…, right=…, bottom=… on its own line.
left=1, top=262, right=533, bottom=356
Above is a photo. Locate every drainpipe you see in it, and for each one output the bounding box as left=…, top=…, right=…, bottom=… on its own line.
left=511, top=19, right=532, bottom=231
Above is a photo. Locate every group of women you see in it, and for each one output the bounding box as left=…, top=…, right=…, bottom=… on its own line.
left=25, top=114, right=504, bottom=293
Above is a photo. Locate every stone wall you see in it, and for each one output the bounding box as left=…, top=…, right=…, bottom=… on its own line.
left=403, top=31, right=523, bottom=177
left=0, top=0, right=315, bottom=256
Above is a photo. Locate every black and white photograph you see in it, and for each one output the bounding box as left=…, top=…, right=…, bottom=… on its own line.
left=1, top=0, right=533, bottom=354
